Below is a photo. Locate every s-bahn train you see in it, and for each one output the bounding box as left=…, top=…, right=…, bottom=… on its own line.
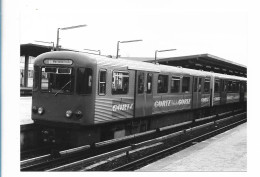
left=31, top=51, right=247, bottom=147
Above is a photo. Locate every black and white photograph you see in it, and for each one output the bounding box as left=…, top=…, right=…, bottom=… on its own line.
left=2, top=0, right=259, bottom=176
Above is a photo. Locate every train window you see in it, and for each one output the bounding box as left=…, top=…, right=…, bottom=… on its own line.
left=33, top=66, right=40, bottom=91
left=77, top=68, right=92, bottom=94
left=232, top=81, right=236, bottom=92
left=171, top=76, right=180, bottom=93
left=227, top=81, right=233, bottom=92
left=147, top=73, right=153, bottom=94
left=193, top=77, right=198, bottom=92
left=158, top=75, right=168, bottom=93
left=221, top=80, right=226, bottom=92
left=198, top=78, right=202, bottom=92
left=204, top=78, right=210, bottom=93
left=232, top=81, right=239, bottom=92
left=182, top=76, right=190, bottom=93
left=44, top=67, right=57, bottom=73
left=41, top=67, right=73, bottom=94
left=57, top=68, right=71, bottom=74
left=99, top=70, right=106, bottom=95
left=237, top=82, right=240, bottom=92
left=138, top=72, right=145, bottom=94
left=214, top=79, right=220, bottom=93
left=240, top=82, right=244, bottom=92
left=112, top=71, right=129, bottom=94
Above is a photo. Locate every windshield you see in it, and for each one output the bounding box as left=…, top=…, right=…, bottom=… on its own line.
left=41, top=67, right=74, bottom=94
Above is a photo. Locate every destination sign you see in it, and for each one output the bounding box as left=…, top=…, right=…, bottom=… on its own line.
left=44, top=59, right=73, bottom=65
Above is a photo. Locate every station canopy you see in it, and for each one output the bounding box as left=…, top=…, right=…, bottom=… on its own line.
left=123, top=53, right=247, bottom=78
left=20, top=43, right=53, bottom=57
left=20, top=43, right=84, bottom=57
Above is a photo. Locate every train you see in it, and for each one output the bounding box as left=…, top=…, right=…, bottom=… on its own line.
left=31, top=51, right=247, bottom=147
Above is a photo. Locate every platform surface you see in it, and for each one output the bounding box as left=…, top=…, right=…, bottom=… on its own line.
left=20, top=97, right=33, bottom=125
left=137, top=123, right=247, bottom=172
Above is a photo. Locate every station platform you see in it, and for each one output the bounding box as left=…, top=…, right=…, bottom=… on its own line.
left=20, top=97, right=33, bottom=125
left=137, top=123, right=247, bottom=172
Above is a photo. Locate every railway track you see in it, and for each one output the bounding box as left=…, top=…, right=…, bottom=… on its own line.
left=111, top=118, right=246, bottom=171
left=20, top=110, right=246, bottom=171
left=21, top=145, right=58, bottom=160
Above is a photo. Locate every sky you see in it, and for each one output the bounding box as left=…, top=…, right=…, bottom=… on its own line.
left=18, top=0, right=248, bottom=66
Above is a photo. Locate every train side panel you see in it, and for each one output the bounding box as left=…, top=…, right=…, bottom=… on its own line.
left=94, top=60, right=135, bottom=124
left=152, top=73, right=192, bottom=114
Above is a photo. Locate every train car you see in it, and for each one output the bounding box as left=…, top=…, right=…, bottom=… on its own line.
left=31, top=51, right=247, bottom=147
left=212, top=73, right=247, bottom=106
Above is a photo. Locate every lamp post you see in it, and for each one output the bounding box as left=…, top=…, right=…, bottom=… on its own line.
left=155, top=49, right=177, bottom=64
left=116, top=39, right=143, bottom=58
left=35, top=40, right=55, bottom=51
left=56, top=24, right=87, bottom=50
left=84, top=49, right=101, bottom=55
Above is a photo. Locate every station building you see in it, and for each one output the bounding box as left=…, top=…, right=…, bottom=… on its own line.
left=20, top=55, right=35, bottom=87
left=20, top=43, right=53, bottom=87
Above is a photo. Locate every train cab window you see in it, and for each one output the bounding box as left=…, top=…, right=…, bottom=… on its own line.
left=77, top=68, right=92, bottom=94
left=33, top=66, right=40, bottom=91
left=182, top=76, right=190, bottom=93
left=214, top=79, right=220, bottom=93
left=41, top=67, right=73, bottom=94
left=99, top=70, right=106, bottom=95
left=171, top=76, right=180, bottom=93
left=204, top=78, right=210, bottom=93
left=112, top=71, right=129, bottom=94
left=138, top=72, right=145, bottom=94
left=147, top=73, right=153, bottom=94
left=158, top=75, right=168, bottom=93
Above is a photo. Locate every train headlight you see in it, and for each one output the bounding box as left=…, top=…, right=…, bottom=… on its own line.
left=75, top=110, right=82, bottom=118
left=38, top=107, right=44, bottom=115
left=66, top=110, right=73, bottom=118
left=32, top=106, right=37, bottom=113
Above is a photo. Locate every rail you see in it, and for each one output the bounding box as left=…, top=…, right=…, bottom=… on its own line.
left=111, top=118, right=246, bottom=171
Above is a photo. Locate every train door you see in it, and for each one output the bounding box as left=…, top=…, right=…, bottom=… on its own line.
left=134, top=71, right=154, bottom=118
left=192, top=76, right=202, bottom=109
left=220, top=79, right=227, bottom=104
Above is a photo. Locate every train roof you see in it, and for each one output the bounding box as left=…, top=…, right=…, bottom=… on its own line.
left=94, top=53, right=247, bottom=81
left=35, top=51, right=247, bottom=81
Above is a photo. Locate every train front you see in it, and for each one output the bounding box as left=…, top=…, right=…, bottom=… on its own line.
left=31, top=51, right=96, bottom=127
